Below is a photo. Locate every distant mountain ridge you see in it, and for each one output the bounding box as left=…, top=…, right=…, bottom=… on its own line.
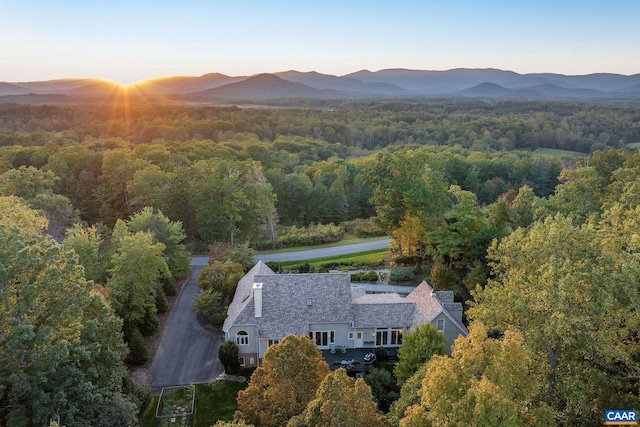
left=2, top=68, right=639, bottom=101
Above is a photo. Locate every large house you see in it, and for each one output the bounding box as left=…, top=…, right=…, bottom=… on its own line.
left=222, top=261, right=468, bottom=367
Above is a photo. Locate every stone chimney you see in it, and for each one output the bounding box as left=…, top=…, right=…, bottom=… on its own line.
left=253, top=283, right=263, bottom=318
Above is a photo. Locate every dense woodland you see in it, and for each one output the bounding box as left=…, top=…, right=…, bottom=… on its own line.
left=1, top=99, right=640, bottom=426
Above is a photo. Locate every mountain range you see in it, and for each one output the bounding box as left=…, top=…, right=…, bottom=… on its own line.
left=2, top=68, right=640, bottom=102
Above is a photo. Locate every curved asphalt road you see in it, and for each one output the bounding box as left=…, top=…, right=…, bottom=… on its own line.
left=149, top=238, right=393, bottom=388
left=149, top=264, right=224, bottom=388
left=254, top=238, right=392, bottom=263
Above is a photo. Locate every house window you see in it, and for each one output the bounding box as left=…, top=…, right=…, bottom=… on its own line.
left=390, top=328, right=403, bottom=345
left=236, top=330, right=249, bottom=346
left=309, top=331, right=335, bottom=348
left=348, top=332, right=354, bottom=340
left=239, top=357, right=245, bottom=367
left=437, top=319, right=445, bottom=332
left=376, top=328, right=404, bottom=346
left=267, top=339, right=280, bottom=347
left=376, top=329, right=388, bottom=346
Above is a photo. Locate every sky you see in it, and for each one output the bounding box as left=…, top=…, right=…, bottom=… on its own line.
left=1, top=0, right=639, bottom=84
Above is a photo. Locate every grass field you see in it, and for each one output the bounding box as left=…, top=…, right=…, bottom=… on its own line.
left=277, top=248, right=389, bottom=270
left=533, top=148, right=589, bottom=157
left=627, top=142, right=640, bottom=149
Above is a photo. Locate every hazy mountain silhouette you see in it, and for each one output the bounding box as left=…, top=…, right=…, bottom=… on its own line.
left=0, top=82, right=31, bottom=96
left=2, top=68, right=639, bottom=102
left=136, top=73, right=245, bottom=95
left=187, top=73, right=337, bottom=100
left=274, top=70, right=407, bottom=95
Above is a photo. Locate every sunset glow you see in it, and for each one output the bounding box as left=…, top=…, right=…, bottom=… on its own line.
left=1, top=1, right=638, bottom=83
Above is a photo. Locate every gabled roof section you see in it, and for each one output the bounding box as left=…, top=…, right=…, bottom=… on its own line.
left=230, top=272, right=354, bottom=338
left=352, top=292, right=415, bottom=328
left=407, top=281, right=468, bottom=335
left=223, top=261, right=275, bottom=332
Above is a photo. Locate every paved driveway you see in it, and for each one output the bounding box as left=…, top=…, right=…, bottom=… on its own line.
left=149, top=264, right=224, bottom=388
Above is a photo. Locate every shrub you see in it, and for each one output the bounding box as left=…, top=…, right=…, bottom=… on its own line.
left=209, top=312, right=227, bottom=326
left=194, top=289, right=222, bottom=319
left=389, top=267, right=416, bottom=283
left=365, top=270, right=379, bottom=282
left=218, top=340, right=241, bottom=375
left=393, top=255, right=423, bottom=266
left=265, top=262, right=281, bottom=272
left=350, top=271, right=379, bottom=282
left=276, top=223, right=344, bottom=248
left=413, top=263, right=424, bottom=275
left=374, top=347, right=387, bottom=364
left=342, top=218, right=385, bottom=238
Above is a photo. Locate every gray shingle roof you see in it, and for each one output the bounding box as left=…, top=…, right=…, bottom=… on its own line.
left=229, top=272, right=354, bottom=338
left=225, top=265, right=468, bottom=339
left=406, top=281, right=468, bottom=335
left=223, top=261, right=275, bottom=332
left=352, top=293, right=415, bottom=328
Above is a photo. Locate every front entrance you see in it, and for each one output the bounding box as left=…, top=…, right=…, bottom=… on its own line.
left=356, top=331, right=363, bottom=348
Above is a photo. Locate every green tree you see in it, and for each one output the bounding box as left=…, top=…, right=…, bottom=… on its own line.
left=426, top=185, right=485, bottom=273
left=364, top=367, right=399, bottom=413
left=0, top=197, right=136, bottom=426
left=394, top=323, right=446, bottom=386
left=545, top=166, right=605, bottom=223
left=0, top=165, right=58, bottom=199
left=107, top=222, right=170, bottom=326
left=288, top=369, right=388, bottom=427
left=125, top=206, right=191, bottom=278
left=29, top=192, right=81, bottom=241
left=367, top=149, right=448, bottom=234
left=236, top=335, right=329, bottom=427
left=63, top=224, right=106, bottom=284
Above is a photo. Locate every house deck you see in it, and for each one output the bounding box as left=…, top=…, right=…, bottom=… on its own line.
left=321, top=347, right=399, bottom=375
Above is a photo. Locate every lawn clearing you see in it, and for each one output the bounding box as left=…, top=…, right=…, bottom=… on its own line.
left=193, top=380, right=247, bottom=426
left=278, top=248, right=388, bottom=271
left=533, top=148, right=588, bottom=157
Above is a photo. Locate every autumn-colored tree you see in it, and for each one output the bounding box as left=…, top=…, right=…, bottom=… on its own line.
left=470, top=214, right=640, bottom=424
left=288, top=369, right=388, bottom=427
left=401, top=324, right=553, bottom=427
left=236, top=335, right=329, bottom=427
left=387, top=364, right=428, bottom=426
